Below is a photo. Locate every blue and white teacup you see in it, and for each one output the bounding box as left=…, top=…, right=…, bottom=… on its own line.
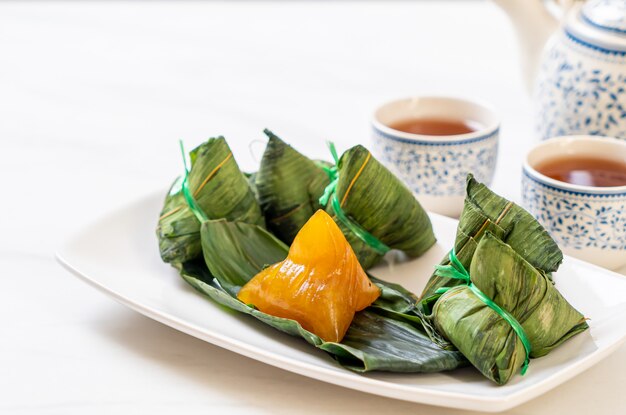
left=371, top=96, right=499, bottom=217
left=522, top=136, right=626, bottom=270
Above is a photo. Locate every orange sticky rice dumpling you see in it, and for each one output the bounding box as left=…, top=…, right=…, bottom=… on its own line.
left=237, top=210, right=380, bottom=342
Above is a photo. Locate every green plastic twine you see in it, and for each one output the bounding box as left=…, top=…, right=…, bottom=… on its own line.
left=314, top=140, right=339, bottom=184
left=318, top=142, right=339, bottom=205
left=434, top=249, right=532, bottom=375
left=318, top=142, right=391, bottom=256
left=179, top=140, right=209, bottom=223
left=315, top=162, right=337, bottom=183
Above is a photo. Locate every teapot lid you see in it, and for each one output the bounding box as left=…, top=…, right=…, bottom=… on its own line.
left=582, top=0, right=626, bottom=34
left=565, top=0, right=626, bottom=52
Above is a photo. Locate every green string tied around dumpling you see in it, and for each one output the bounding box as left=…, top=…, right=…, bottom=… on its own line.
left=319, top=142, right=436, bottom=269
left=315, top=142, right=339, bottom=184
left=317, top=142, right=339, bottom=203
left=419, top=174, right=563, bottom=301
left=434, top=249, right=532, bottom=375
left=319, top=142, right=391, bottom=257
left=179, top=140, right=209, bottom=223
left=156, top=137, right=264, bottom=264
left=428, top=231, right=588, bottom=385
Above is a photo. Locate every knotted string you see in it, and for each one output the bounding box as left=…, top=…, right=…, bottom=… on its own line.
left=318, top=142, right=339, bottom=206
left=315, top=161, right=337, bottom=183
left=179, top=140, right=209, bottom=223
left=434, top=249, right=532, bottom=375
left=318, top=142, right=391, bottom=256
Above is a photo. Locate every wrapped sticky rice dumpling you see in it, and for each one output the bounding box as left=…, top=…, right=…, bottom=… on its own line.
left=157, top=137, right=264, bottom=264
left=324, top=145, right=436, bottom=269
left=238, top=210, right=380, bottom=342
left=432, top=232, right=588, bottom=385
left=420, top=174, right=562, bottom=300
left=254, top=130, right=331, bottom=244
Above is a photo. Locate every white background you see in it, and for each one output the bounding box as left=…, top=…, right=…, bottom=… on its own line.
left=1, top=1, right=625, bottom=414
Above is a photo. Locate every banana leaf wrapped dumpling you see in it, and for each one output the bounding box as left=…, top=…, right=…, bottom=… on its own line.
left=157, top=137, right=265, bottom=264
left=254, top=130, right=331, bottom=244
left=238, top=209, right=380, bottom=342
left=324, top=145, right=436, bottom=269
left=431, top=232, right=588, bottom=385
left=420, top=174, right=563, bottom=300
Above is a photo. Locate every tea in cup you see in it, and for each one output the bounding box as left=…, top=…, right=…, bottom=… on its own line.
left=522, top=136, right=626, bottom=270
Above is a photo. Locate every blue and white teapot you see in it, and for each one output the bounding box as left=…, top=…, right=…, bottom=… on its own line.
left=494, top=0, right=626, bottom=140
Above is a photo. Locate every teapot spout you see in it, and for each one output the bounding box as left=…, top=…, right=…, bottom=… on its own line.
left=492, top=0, right=559, bottom=93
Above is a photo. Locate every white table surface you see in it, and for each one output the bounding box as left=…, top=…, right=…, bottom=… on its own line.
left=1, top=1, right=625, bottom=414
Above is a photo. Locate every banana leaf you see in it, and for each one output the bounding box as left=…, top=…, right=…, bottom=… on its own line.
left=419, top=174, right=562, bottom=300
left=177, top=218, right=465, bottom=373
left=200, top=219, right=289, bottom=297
left=430, top=232, right=588, bottom=385
left=156, top=137, right=265, bottom=264
left=326, top=145, right=436, bottom=269
left=254, top=130, right=331, bottom=244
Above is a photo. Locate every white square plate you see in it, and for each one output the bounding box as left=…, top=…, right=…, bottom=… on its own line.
left=57, top=191, right=626, bottom=412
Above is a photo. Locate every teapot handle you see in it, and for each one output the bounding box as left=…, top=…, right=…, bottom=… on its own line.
left=492, top=0, right=585, bottom=93
left=545, top=0, right=585, bottom=20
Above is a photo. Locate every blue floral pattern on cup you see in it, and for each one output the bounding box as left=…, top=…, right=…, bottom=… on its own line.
left=371, top=128, right=498, bottom=197
left=535, top=30, right=626, bottom=141
left=522, top=172, right=626, bottom=250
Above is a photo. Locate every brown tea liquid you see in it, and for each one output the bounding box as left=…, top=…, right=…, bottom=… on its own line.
left=389, top=118, right=478, bottom=136
left=536, top=156, right=626, bottom=187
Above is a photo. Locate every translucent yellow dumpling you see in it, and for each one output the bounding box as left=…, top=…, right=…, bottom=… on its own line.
left=237, top=210, right=380, bottom=342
